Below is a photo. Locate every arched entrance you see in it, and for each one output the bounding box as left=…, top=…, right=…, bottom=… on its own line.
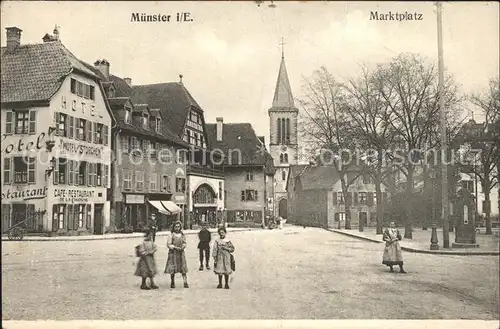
left=278, top=198, right=288, bottom=219
left=193, top=184, right=218, bottom=227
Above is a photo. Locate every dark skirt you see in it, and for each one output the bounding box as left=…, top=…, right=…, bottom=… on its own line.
left=135, top=255, right=157, bottom=278
left=164, top=250, right=188, bottom=274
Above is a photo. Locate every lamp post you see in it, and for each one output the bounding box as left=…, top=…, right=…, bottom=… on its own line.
left=436, top=1, right=450, bottom=248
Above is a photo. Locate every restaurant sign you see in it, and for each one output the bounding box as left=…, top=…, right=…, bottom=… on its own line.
left=54, top=189, right=97, bottom=203
left=1, top=187, right=48, bottom=201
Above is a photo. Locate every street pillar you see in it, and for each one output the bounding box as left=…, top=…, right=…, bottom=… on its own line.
left=430, top=224, right=439, bottom=250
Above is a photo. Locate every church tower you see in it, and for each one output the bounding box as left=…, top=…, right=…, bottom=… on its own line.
left=268, top=45, right=298, bottom=219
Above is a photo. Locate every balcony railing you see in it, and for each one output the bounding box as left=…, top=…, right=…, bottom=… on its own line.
left=187, top=165, right=224, bottom=178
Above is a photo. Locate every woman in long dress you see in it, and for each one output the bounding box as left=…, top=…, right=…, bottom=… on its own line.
left=382, top=222, right=406, bottom=273
left=212, top=226, right=235, bottom=289
left=134, top=230, right=159, bottom=290
left=164, top=221, right=189, bottom=288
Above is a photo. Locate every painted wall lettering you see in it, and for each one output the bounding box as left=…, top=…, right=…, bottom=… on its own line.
left=1, top=187, right=48, bottom=200
left=1, top=132, right=46, bottom=154
left=59, top=139, right=102, bottom=157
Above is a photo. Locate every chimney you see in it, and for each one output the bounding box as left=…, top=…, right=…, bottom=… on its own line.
left=53, top=25, right=60, bottom=40
left=94, top=59, right=110, bottom=80
left=216, top=117, right=223, bottom=141
left=124, top=78, right=132, bottom=86
left=6, top=27, right=22, bottom=52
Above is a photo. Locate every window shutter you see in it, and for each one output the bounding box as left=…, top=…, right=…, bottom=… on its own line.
left=52, top=204, right=58, bottom=232
left=255, top=190, right=259, bottom=201
left=93, top=163, right=98, bottom=186
left=68, top=116, right=73, bottom=139
left=104, top=165, right=109, bottom=188
left=74, top=118, right=80, bottom=140
left=28, top=157, right=35, bottom=184
left=5, top=110, right=13, bottom=134
left=86, top=204, right=92, bottom=229
left=87, top=121, right=92, bottom=142
left=103, top=125, right=108, bottom=146
left=241, top=191, right=245, bottom=201
left=54, top=112, right=60, bottom=136
left=3, top=157, right=12, bottom=184
left=2, top=204, right=11, bottom=231
left=53, top=158, right=59, bottom=185
left=332, top=192, right=337, bottom=205
left=367, top=192, right=374, bottom=206
left=353, top=192, right=358, bottom=205
left=29, top=110, right=36, bottom=134
left=93, top=123, right=97, bottom=144
left=87, top=162, right=92, bottom=187
left=68, top=160, right=73, bottom=185
left=74, top=161, right=79, bottom=186
left=68, top=205, right=74, bottom=231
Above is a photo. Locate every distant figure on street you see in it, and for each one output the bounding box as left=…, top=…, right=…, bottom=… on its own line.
left=149, top=213, right=158, bottom=242
left=135, top=230, right=159, bottom=290
left=198, top=223, right=212, bottom=271
left=212, top=226, right=235, bottom=289
left=164, top=221, right=189, bottom=288
left=382, top=222, right=406, bottom=273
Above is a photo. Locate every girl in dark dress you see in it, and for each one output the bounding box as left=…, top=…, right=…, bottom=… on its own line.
left=134, top=230, right=159, bottom=290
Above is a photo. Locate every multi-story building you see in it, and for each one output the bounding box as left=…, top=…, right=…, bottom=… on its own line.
left=1, top=27, right=114, bottom=235
left=268, top=52, right=299, bottom=219
left=287, top=164, right=388, bottom=228
left=206, top=118, right=275, bottom=227
left=82, top=61, right=190, bottom=232
left=131, top=79, right=225, bottom=228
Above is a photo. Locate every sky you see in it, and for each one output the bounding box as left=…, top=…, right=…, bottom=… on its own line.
left=1, top=1, right=499, bottom=139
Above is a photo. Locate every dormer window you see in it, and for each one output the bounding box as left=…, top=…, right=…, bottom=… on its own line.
left=108, top=86, right=115, bottom=98
left=155, top=117, right=161, bottom=132
left=143, top=114, right=149, bottom=129
left=124, top=107, right=131, bottom=124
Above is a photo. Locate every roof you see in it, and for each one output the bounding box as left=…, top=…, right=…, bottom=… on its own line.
left=205, top=123, right=275, bottom=170
left=117, top=119, right=188, bottom=147
left=297, top=165, right=341, bottom=190
left=1, top=41, right=98, bottom=104
left=108, top=97, right=129, bottom=109
left=285, top=164, right=308, bottom=191
left=270, top=55, right=297, bottom=112
left=110, top=74, right=132, bottom=97
left=131, top=82, right=202, bottom=136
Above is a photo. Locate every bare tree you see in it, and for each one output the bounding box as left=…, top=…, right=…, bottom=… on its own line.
left=373, top=53, right=462, bottom=239
left=466, top=76, right=500, bottom=234
left=297, top=67, right=361, bottom=229
left=344, top=64, right=398, bottom=234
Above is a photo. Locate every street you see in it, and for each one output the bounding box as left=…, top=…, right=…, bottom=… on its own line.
left=2, top=226, right=499, bottom=320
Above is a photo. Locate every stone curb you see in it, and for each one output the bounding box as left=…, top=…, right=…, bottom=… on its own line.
left=1, top=228, right=257, bottom=242
left=325, top=228, right=500, bottom=256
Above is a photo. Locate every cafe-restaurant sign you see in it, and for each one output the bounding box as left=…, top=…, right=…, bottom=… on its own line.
left=54, top=188, right=100, bottom=203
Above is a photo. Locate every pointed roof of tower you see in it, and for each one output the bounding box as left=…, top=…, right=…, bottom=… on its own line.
left=270, top=54, right=297, bottom=112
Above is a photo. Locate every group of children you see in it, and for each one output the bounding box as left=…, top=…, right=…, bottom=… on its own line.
left=134, top=221, right=235, bottom=290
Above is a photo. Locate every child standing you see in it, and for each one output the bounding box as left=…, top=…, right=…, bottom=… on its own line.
left=164, top=221, right=189, bottom=288
left=134, top=230, right=159, bottom=290
left=212, top=226, right=235, bottom=289
left=198, top=223, right=212, bottom=271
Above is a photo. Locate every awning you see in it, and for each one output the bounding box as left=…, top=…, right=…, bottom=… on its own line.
left=160, top=201, right=182, bottom=215
left=148, top=200, right=182, bottom=215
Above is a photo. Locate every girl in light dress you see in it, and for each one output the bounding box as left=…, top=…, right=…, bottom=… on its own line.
left=382, top=221, right=406, bottom=273
left=164, top=221, right=189, bottom=288
left=212, top=226, right=235, bottom=289
left=134, top=230, right=159, bottom=290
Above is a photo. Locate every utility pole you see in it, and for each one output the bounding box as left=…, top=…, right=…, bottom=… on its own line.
left=437, top=1, right=450, bottom=248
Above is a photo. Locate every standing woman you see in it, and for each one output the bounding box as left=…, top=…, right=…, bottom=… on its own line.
left=382, top=221, right=406, bottom=273
left=212, top=227, right=235, bottom=289
left=164, top=221, right=189, bottom=288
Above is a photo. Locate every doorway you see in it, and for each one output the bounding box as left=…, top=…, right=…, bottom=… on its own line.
left=94, top=204, right=103, bottom=235
left=278, top=198, right=288, bottom=219
left=360, top=212, right=368, bottom=227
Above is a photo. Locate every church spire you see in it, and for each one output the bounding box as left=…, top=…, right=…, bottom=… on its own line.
left=272, top=39, right=295, bottom=109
